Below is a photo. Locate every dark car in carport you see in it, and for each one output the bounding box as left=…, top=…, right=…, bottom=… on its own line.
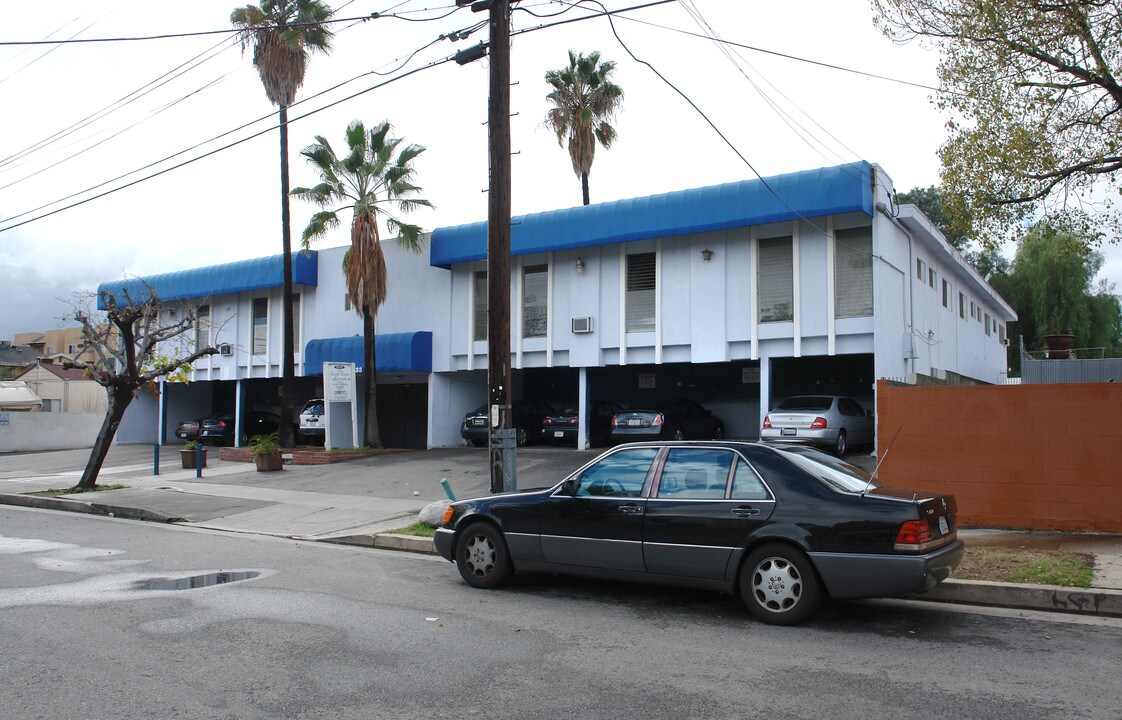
left=542, top=401, right=624, bottom=447
left=461, top=400, right=557, bottom=447
left=198, top=411, right=281, bottom=445
left=434, top=441, right=962, bottom=625
left=610, top=397, right=724, bottom=444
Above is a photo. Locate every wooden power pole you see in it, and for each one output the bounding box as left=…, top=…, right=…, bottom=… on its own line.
left=487, top=0, right=514, bottom=493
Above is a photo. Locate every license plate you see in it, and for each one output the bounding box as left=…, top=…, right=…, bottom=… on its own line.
left=554, top=431, right=564, bottom=438
left=781, top=428, right=796, bottom=436
left=473, top=419, right=486, bottom=427
left=938, top=516, right=949, bottom=535
left=628, top=418, right=642, bottom=426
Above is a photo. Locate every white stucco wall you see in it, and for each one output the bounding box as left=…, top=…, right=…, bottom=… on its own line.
left=0, top=411, right=104, bottom=452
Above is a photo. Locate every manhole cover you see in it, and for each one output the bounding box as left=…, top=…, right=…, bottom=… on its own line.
left=136, top=571, right=260, bottom=591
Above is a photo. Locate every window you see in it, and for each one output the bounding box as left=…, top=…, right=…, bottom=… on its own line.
left=928, top=267, right=936, bottom=289
left=574, top=447, right=658, bottom=498
left=625, top=252, right=657, bottom=332
left=916, top=258, right=926, bottom=281
left=731, top=457, right=769, bottom=500
left=196, top=305, right=210, bottom=349
left=473, top=271, right=487, bottom=342
left=67, top=344, right=78, bottom=354
left=970, top=300, right=977, bottom=320
left=758, top=236, right=794, bottom=323
left=999, top=325, right=1007, bottom=344
left=522, top=264, right=548, bottom=338
left=252, top=297, right=268, bottom=355
left=657, top=448, right=733, bottom=499
left=834, top=228, right=872, bottom=318
left=344, top=294, right=351, bottom=312
left=984, top=312, right=991, bottom=336
left=942, top=279, right=951, bottom=308
left=959, top=292, right=966, bottom=319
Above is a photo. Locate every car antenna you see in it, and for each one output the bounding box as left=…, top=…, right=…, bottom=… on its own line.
left=862, top=425, right=902, bottom=497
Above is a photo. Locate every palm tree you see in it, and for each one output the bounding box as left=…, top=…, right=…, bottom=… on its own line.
left=292, top=120, right=431, bottom=448
left=231, top=0, right=333, bottom=447
left=544, top=50, right=624, bottom=206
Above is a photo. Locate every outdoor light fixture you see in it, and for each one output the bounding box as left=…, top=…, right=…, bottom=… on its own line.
left=575, top=257, right=585, bottom=273
left=701, top=248, right=714, bottom=261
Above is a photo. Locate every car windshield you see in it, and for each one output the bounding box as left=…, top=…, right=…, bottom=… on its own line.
left=302, top=402, right=324, bottom=415
left=556, top=406, right=579, bottom=415
left=775, top=396, right=833, bottom=412
left=776, top=445, right=875, bottom=493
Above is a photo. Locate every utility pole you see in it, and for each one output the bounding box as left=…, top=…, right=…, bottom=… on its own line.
left=486, top=0, right=514, bottom=494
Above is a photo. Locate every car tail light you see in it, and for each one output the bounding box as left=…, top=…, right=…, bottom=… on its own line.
left=216, top=421, right=226, bottom=429
left=810, top=416, right=828, bottom=429
left=569, top=418, right=578, bottom=425
left=611, top=414, right=620, bottom=427
left=652, top=413, right=665, bottom=427
left=543, top=418, right=552, bottom=425
left=763, top=415, right=772, bottom=429
left=894, top=519, right=934, bottom=551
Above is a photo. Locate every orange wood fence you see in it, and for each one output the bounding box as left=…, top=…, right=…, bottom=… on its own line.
left=875, top=380, right=1122, bottom=533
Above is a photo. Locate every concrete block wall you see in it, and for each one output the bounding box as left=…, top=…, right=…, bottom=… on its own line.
left=875, top=380, right=1122, bottom=533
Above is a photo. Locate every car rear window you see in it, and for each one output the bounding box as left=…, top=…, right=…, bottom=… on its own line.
left=777, top=446, right=874, bottom=493
left=775, top=396, right=833, bottom=411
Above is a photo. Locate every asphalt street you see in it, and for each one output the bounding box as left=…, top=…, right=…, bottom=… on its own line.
left=2, top=506, right=1120, bottom=720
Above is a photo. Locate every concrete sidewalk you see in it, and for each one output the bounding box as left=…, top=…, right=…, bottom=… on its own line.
left=2, top=444, right=1120, bottom=618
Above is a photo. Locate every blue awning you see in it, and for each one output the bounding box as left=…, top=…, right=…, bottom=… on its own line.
left=97, top=252, right=318, bottom=309
left=430, top=162, right=874, bottom=267
left=303, top=332, right=433, bottom=375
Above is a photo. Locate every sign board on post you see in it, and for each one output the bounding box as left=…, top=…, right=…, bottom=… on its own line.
left=323, top=362, right=358, bottom=449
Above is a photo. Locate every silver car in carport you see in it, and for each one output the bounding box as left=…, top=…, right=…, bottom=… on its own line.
left=760, top=395, right=873, bottom=455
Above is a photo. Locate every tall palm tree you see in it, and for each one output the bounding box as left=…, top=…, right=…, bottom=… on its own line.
left=231, top=0, right=333, bottom=447
left=544, top=50, right=624, bottom=206
left=292, top=120, right=431, bottom=448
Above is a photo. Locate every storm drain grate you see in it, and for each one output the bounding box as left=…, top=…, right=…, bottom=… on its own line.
left=135, top=571, right=260, bottom=591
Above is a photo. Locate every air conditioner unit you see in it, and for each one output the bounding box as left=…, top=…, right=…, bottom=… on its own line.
left=1001, top=338, right=1010, bottom=347
left=219, top=342, right=232, bottom=356
left=571, top=317, right=594, bottom=334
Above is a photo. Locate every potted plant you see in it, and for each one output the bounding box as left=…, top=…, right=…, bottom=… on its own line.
left=180, top=440, right=207, bottom=469
left=247, top=432, right=283, bottom=472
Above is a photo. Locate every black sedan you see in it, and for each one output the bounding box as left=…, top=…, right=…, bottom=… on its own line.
left=434, top=441, right=963, bottom=625
left=610, top=397, right=724, bottom=444
left=198, top=411, right=281, bottom=446
left=542, top=401, right=624, bottom=447
left=461, top=401, right=557, bottom=447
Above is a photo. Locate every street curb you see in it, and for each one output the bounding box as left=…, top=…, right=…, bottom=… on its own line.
left=912, top=579, right=1122, bottom=618
left=0, top=492, right=177, bottom=524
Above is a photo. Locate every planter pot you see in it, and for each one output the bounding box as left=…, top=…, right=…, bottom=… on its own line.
left=1043, top=333, right=1076, bottom=359
left=254, top=451, right=283, bottom=472
left=181, top=448, right=207, bottom=469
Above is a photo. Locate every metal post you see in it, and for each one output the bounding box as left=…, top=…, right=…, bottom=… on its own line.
left=487, top=0, right=515, bottom=494
left=196, top=444, right=203, bottom=478
left=440, top=478, right=457, bottom=502
left=153, top=443, right=159, bottom=476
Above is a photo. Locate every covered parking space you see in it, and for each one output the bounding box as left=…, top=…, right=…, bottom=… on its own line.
left=765, top=353, right=875, bottom=414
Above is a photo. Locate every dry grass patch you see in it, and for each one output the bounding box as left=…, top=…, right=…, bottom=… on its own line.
left=955, top=545, right=1094, bottom=588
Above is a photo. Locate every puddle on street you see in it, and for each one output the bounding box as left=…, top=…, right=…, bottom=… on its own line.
left=135, top=571, right=260, bottom=591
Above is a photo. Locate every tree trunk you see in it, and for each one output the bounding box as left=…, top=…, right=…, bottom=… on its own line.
left=581, top=171, right=590, bottom=206
left=75, top=384, right=134, bottom=491
left=278, top=104, right=296, bottom=448
left=362, top=307, right=381, bottom=448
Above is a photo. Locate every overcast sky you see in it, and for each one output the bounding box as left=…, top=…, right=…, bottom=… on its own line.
left=2, top=0, right=1119, bottom=342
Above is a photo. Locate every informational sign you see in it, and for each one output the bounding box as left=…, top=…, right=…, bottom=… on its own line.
left=325, top=363, right=355, bottom=402
left=638, top=373, right=656, bottom=389
left=0, top=413, right=8, bottom=426
left=741, top=367, right=761, bottom=384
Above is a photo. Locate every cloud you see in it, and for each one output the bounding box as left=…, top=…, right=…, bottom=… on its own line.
left=0, top=261, right=97, bottom=341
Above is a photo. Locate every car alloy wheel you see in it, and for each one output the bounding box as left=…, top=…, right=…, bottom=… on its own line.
left=834, top=430, right=847, bottom=456
left=455, top=522, right=513, bottom=589
left=516, top=427, right=528, bottom=447
left=740, top=543, right=820, bottom=625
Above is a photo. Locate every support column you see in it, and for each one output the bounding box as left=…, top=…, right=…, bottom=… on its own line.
left=758, top=356, right=771, bottom=431
left=577, top=367, right=589, bottom=450
left=235, top=379, right=244, bottom=447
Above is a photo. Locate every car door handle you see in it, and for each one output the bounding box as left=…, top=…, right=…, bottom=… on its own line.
left=619, top=504, right=645, bottom=515
left=732, top=506, right=760, bottom=517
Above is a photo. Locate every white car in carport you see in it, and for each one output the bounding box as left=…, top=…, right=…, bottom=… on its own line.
left=760, top=395, right=873, bottom=455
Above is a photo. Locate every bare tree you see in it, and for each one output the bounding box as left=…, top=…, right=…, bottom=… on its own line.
left=65, top=285, right=217, bottom=491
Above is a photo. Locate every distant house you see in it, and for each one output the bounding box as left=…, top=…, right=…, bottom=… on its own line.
left=12, top=327, right=100, bottom=366
left=13, top=363, right=107, bottom=413
left=0, top=341, right=41, bottom=380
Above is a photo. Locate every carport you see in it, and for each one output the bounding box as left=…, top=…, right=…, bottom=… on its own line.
left=765, top=353, right=875, bottom=414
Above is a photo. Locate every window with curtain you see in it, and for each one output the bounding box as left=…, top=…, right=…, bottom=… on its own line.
left=252, top=297, right=268, bottom=355
left=626, top=252, right=656, bottom=332
left=522, top=264, right=548, bottom=338
left=758, top=236, right=793, bottom=323
left=833, top=228, right=872, bottom=318
left=196, top=305, right=210, bottom=348
left=473, top=271, right=487, bottom=342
